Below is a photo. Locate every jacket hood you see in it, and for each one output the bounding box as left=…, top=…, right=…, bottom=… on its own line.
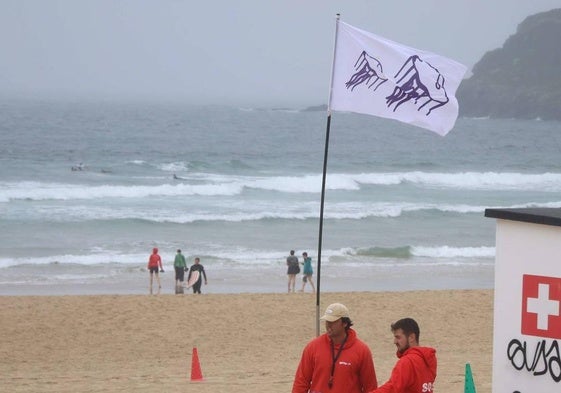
left=398, top=346, right=437, bottom=378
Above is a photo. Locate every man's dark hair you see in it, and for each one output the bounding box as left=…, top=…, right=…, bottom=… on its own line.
left=341, top=317, right=354, bottom=331
left=391, top=318, right=420, bottom=342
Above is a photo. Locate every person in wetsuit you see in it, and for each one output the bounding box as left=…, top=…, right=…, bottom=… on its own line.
left=187, top=257, right=207, bottom=294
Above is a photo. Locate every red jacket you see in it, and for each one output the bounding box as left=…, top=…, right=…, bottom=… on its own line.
left=148, top=253, right=162, bottom=269
left=370, top=347, right=437, bottom=393
left=292, top=329, right=378, bottom=393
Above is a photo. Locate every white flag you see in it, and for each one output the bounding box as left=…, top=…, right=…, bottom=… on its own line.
left=330, top=20, right=467, bottom=136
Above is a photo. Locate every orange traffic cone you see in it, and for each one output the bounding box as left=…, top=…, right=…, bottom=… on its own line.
left=190, top=347, right=204, bottom=382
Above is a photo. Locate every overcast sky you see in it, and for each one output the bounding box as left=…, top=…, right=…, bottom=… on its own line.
left=1, top=0, right=560, bottom=106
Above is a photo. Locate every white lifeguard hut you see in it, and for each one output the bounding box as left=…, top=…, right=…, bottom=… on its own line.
left=485, top=208, right=561, bottom=393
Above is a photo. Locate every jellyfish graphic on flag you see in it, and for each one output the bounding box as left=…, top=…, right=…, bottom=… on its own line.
left=330, top=20, right=467, bottom=136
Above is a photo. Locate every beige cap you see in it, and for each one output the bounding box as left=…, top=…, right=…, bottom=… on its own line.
left=320, top=303, right=350, bottom=322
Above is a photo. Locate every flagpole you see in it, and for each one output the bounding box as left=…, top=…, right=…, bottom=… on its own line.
left=316, top=13, right=340, bottom=337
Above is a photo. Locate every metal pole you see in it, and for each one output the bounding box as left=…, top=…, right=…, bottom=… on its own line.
left=316, top=13, right=340, bottom=337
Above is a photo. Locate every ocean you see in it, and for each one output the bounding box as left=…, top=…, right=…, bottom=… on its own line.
left=1, top=99, right=560, bottom=295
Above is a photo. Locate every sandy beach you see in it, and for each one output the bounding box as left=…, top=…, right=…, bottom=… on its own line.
left=0, top=289, right=493, bottom=393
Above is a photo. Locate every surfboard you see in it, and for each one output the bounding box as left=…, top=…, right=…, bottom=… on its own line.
left=185, top=270, right=200, bottom=289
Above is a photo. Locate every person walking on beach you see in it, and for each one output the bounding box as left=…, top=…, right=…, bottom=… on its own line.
left=368, top=318, right=436, bottom=393
left=292, top=303, right=378, bottom=393
left=299, top=252, right=315, bottom=293
left=147, top=247, right=164, bottom=295
left=286, top=250, right=300, bottom=293
left=187, top=257, right=207, bottom=294
left=173, top=249, right=187, bottom=293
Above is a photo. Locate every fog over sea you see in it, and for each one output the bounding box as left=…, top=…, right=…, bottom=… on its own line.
left=1, top=99, right=560, bottom=295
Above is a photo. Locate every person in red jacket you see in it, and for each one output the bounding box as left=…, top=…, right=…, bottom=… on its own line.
left=292, top=303, right=378, bottom=393
left=369, top=318, right=436, bottom=393
left=147, top=247, right=164, bottom=295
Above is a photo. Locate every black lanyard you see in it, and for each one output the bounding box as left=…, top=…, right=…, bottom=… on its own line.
left=328, top=333, right=348, bottom=389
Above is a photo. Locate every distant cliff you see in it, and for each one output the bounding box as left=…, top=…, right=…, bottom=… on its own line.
left=457, top=8, right=561, bottom=121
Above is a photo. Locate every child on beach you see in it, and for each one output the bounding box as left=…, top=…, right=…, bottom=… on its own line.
left=299, top=252, right=315, bottom=293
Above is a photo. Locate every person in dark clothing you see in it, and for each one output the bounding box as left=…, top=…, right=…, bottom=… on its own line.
left=187, top=257, right=208, bottom=294
left=286, top=249, right=299, bottom=293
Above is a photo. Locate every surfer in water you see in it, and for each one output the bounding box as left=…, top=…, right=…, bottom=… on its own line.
left=71, top=162, right=85, bottom=171
left=187, top=257, right=207, bottom=294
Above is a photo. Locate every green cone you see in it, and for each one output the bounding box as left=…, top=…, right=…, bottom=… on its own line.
left=464, top=363, right=476, bottom=393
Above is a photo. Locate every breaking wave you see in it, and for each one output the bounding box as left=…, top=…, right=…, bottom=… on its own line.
left=2, top=171, right=561, bottom=202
